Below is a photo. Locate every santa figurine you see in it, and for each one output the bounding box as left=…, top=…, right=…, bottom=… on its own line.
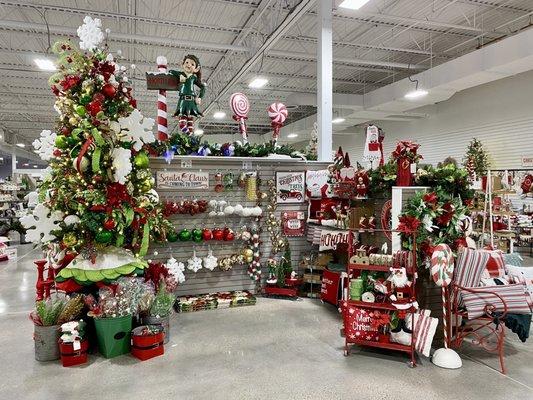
left=355, top=169, right=369, bottom=199
left=388, top=267, right=417, bottom=309
left=169, top=54, right=205, bottom=135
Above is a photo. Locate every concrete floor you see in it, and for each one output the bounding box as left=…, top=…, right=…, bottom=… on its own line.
left=1, top=246, right=532, bottom=400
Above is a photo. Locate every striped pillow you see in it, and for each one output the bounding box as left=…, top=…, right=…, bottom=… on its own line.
left=412, top=310, right=438, bottom=358
left=482, top=250, right=506, bottom=278
left=454, top=248, right=490, bottom=288
left=461, top=283, right=532, bottom=319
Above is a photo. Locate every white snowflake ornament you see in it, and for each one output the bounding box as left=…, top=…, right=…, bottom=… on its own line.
left=203, top=250, right=217, bottom=271
left=111, top=147, right=132, bottom=184
left=166, top=257, right=186, bottom=283
left=33, top=130, right=57, bottom=161
left=77, top=16, right=105, bottom=51
left=117, top=109, right=156, bottom=151
left=187, top=251, right=203, bottom=273
left=20, top=203, right=63, bottom=244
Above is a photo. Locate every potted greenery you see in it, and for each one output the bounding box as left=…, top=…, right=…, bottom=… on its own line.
left=29, top=294, right=84, bottom=361
left=85, top=277, right=145, bottom=358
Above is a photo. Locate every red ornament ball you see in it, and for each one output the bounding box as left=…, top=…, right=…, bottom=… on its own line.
left=92, top=92, right=106, bottom=103
left=202, top=228, right=213, bottom=241
left=86, top=100, right=102, bottom=117
left=101, top=83, right=116, bottom=98
left=213, top=228, right=224, bottom=241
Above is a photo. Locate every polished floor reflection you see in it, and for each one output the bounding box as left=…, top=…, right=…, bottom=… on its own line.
left=0, top=245, right=531, bottom=400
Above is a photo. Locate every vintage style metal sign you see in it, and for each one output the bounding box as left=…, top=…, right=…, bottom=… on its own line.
left=156, top=170, right=209, bottom=189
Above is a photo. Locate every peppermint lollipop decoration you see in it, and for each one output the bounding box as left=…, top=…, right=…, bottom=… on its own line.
left=268, top=102, right=288, bottom=144
left=230, top=93, right=250, bottom=144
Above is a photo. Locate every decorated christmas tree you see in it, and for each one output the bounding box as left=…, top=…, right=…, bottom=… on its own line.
left=21, top=17, right=172, bottom=287
left=463, top=138, right=490, bottom=180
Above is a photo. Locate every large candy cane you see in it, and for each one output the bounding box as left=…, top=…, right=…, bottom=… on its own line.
left=156, top=56, right=168, bottom=141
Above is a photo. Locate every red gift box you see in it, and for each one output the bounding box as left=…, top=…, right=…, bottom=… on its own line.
left=59, top=339, right=89, bottom=367
left=131, top=327, right=165, bottom=361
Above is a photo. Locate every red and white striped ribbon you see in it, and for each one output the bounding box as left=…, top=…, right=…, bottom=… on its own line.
left=156, top=56, right=168, bottom=141
left=442, top=286, right=448, bottom=349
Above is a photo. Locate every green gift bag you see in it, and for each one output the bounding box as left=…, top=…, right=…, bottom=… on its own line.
left=94, top=315, right=132, bottom=358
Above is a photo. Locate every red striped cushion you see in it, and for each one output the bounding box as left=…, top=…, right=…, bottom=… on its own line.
left=454, top=248, right=490, bottom=288
left=461, top=283, right=532, bottom=319
left=482, top=250, right=506, bottom=278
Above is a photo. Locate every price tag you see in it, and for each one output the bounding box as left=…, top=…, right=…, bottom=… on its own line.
left=73, top=340, right=81, bottom=351
left=410, top=163, right=417, bottom=173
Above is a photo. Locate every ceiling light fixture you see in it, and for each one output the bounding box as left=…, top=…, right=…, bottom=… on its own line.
left=34, top=58, right=57, bottom=71
left=33, top=165, right=38, bottom=168
left=213, top=111, right=226, bottom=119
left=23, top=163, right=29, bottom=167
left=405, top=73, right=428, bottom=100
left=287, top=133, right=298, bottom=139
left=16, top=143, right=25, bottom=148
left=248, top=77, right=268, bottom=89
left=332, top=117, right=346, bottom=124
left=339, top=0, right=371, bottom=10
left=404, top=89, right=428, bottom=99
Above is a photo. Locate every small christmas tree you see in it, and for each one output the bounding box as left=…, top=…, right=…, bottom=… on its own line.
left=21, top=17, right=172, bottom=285
left=463, top=138, right=490, bottom=180
left=276, top=243, right=293, bottom=287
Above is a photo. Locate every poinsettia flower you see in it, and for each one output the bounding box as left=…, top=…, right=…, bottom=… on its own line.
left=423, top=192, right=438, bottom=205
left=60, top=75, right=81, bottom=91
left=436, top=202, right=455, bottom=226
left=397, top=215, right=421, bottom=234
left=454, top=237, right=468, bottom=249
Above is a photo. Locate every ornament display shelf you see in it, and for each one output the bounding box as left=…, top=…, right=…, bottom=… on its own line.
left=345, top=300, right=417, bottom=313
left=343, top=228, right=418, bottom=367
left=150, top=156, right=331, bottom=297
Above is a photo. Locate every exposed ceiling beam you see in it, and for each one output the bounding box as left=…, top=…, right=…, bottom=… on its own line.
left=203, top=0, right=316, bottom=115
left=0, top=1, right=242, bottom=34
left=0, top=20, right=250, bottom=53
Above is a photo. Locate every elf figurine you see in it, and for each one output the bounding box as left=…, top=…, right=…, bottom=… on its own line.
left=169, top=54, right=205, bottom=135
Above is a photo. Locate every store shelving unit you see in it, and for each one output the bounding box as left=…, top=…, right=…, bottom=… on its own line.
left=342, top=229, right=418, bottom=367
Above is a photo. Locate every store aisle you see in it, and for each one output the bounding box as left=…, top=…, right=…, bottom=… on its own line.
left=0, top=250, right=531, bottom=400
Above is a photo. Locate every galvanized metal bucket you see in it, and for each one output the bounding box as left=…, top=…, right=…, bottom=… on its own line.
left=34, top=324, right=61, bottom=361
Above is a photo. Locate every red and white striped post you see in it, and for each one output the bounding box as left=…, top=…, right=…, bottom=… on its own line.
left=156, top=56, right=168, bottom=141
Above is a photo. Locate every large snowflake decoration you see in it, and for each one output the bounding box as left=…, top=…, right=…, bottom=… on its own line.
left=187, top=253, right=203, bottom=273
left=115, top=109, right=155, bottom=151
left=203, top=250, right=217, bottom=271
left=77, top=16, right=104, bottom=51
left=20, top=204, right=63, bottom=244
left=33, top=130, right=57, bottom=161
left=166, top=257, right=186, bottom=284
left=111, top=147, right=132, bottom=184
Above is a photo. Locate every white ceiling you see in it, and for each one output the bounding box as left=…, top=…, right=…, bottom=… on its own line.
left=0, top=0, right=532, bottom=146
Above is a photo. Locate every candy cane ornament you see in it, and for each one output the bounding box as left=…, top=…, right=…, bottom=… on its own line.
left=268, top=102, right=288, bottom=144
left=156, top=56, right=168, bottom=141
left=230, top=93, right=250, bottom=144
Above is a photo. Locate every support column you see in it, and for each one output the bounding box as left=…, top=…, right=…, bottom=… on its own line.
left=317, top=0, right=333, bottom=162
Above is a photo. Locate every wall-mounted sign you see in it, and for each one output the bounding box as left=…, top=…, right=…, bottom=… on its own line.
left=282, top=211, right=305, bottom=237
left=319, top=229, right=350, bottom=251
left=156, top=171, right=209, bottom=189
left=276, top=172, right=305, bottom=203
left=521, top=155, right=533, bottom=167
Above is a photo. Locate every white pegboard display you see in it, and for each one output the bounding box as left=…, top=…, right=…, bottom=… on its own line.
left=149, top=156, right=331, bottom=296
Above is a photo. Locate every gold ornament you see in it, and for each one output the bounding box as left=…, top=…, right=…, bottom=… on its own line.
left=62, top=232, right=77, bottom=247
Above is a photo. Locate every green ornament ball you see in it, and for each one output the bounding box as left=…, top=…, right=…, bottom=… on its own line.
left=192, top=228, right=203, bottom=243
left=75, top=105, right=86, bottom=116
left=167, top=230, right=179, bottom=242
left=107, top=104, right=118, bottom=115
left=55, top=135, right=68, bottom=149
left=95, top=231, right=113, bottom=244
left=79, top=94, right=92, bottom=105
left=139, top=178, right=152, bottom=192
left=134, top=152, right=149, bottom=169
left=178, top=229, right=191, bottom=241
